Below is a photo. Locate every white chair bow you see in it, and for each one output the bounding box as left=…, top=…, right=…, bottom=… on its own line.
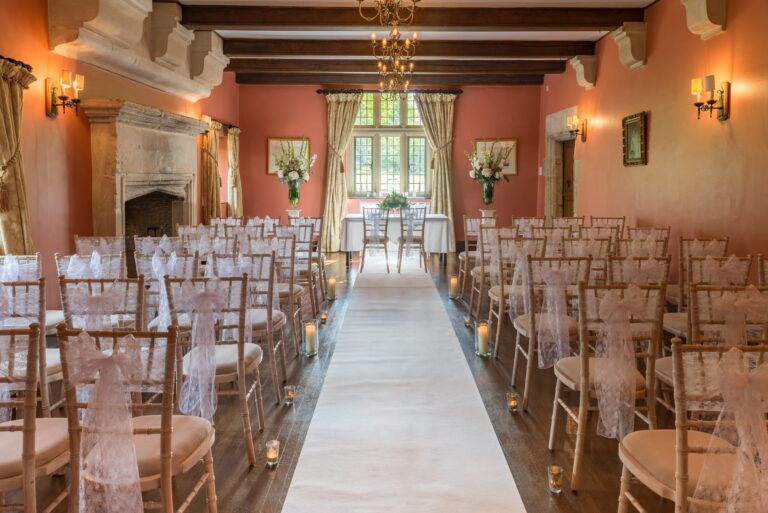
left=507, top=242, right=537, bottom=321
left=70, top=282, right=121, bottom=331
left=538, top=267, right=574, bottom=369
left=621, top=258, right=665, bottom=284
left=151, top=252, right=185, bottom=332
left=711, top=286, right=768, bottom=345
left=703, top=255, right=747, bottom=285
left=690, top=238, right=725, bottom=257
left=67, top=332, right=143, bottom=513
left=0, top=255, right=19, bottom=282
left=595, top=285, right=648, bottom=440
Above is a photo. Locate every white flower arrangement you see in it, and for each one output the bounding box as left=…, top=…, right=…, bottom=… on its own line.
left=275, top=139, right=317, bottom=184
left=465, top=141, right=513, bottom=205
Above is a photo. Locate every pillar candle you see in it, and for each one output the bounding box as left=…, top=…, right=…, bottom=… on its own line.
left=449, top=276, right=459, bottom=298
left=477, top=323, right=490, bottom=355
left=305, top=323, right=316, bottom=354
left=327, top=278, right=337, bottom=300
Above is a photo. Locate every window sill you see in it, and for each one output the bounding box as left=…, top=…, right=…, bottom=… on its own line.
left=348, top=196, right=432, bottom=200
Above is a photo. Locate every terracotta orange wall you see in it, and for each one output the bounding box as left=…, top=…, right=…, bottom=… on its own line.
left=238, top=85, right=328, bottom=219
left=2, top=0, right=238, bottom=305
left=537, top=0, right=768, bottom=261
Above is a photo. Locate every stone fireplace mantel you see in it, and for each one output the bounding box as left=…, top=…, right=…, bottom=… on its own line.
left=83, top=99, right=208, bottom=236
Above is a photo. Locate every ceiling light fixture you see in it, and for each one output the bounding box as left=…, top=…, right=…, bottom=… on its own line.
left=357, top=0, right=420, bottom=27
left=371, top=28, right=416, bottom=99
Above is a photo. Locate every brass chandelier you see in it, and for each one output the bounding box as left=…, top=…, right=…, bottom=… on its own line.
left=371, top=27, right=416, bottom=98
left=357, top=0, right=420, bottom=27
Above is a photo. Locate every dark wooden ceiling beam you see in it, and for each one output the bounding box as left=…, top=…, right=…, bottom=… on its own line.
left=182, top=6, right=643, bottom=31
left=235, top=73, right=545, bottom=86
left=227, top=59, right=566, bottom=75
left=224, top=40, right=594, bottom=58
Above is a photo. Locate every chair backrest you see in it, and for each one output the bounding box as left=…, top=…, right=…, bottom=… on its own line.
left=165, top=276, right=248, bottom=339
left=246, top=217, right=280, bottom=237
left=688, top=284, right=768, bottom=345
left=133, top=236, right=185, bottom=256
left=626, top=226, right=671, bottom=242
left=0, top=323, right=40, bottom=509
left=551, top=217, right=584, bottom=236
left=526, top=256, right=592, bottom=317
left=687, top=255, right=751, bottom=287
left=399, top=206, right=427, bottom=241
left=562, top=238, right=612, bottom=259
left=478, top=226, right=516, bottom=263
left=58, top=277, right=145, bottom=331
left=589, top=216, right=625, bottom=236
left=580, top=225, right=620, bottom=241
left=362, top=206, right=389, bottom=241
left=135, top=252, right=198, bottom=321
left=273, top=235, right=297, bottom=294
left=532, top=227, right=573, bottom=257
left=607, top=256, right=671, bottom=285
left=0, top=254, right=41, bottom=280
left=512, top=216, right=546, bottom=237
left=74, top=236, right=125, bottom=256
left=613, top=238, right=668, bottom=258
left=677, top=237, right=730, bottom=309
left=55, top=252, right=126, bottom=279
left=463, top=216, right=496, bottom=250
left=494, top=236, right=546, bottom=296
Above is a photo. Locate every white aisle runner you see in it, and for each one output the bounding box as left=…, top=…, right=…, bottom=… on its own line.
left=281, top=260, right=527, bottom=513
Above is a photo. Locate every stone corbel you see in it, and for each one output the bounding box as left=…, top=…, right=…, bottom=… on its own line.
left=569, top=55, right=597, bottom=90
left=681, top=0, right=726, bottom=40
left=190, top=32, right=229, bottom=89
left=151, top=3, right=195, bottom=70
left=48, top=0, right=152, bottom=49
left=611, top=22, right=647, bottom=70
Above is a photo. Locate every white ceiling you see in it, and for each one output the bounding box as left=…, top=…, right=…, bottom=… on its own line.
left=181, top=0, right=654, bottom=6
left=217, top=29, right=608, bottom=41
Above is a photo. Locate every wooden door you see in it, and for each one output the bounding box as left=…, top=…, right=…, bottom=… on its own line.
left=562, top=139, right=576, bottom=217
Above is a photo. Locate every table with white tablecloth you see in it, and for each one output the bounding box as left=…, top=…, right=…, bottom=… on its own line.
left=340, top=213, right=450, bottom=264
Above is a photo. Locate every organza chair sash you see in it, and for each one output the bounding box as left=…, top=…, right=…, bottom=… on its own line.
left=151, top=252, right=190, bottom=332
left=594, top=285, right=649, bottom=440
left=627, top=236, right=658, bottom=258
left=136, top=235, right=176, bottom=255
left=67, top=332, right=143, bottom=513
left=70, top=282, right=121, bottom=331
left=620, top=257, right=666, bottom=284
left=703, top=255, right=749, bottom=285
left=711, top=286, right=768, bottom=346
left=507, top=243, right=539, bottom=321
left=689, top=238, right=726, bottom=257
left=538, top=267, right=574, bottom=368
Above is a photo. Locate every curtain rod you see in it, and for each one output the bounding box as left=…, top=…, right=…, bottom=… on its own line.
left=0, top=55, right=33, bottom=72
left=316, top=88, right=463, bottom=95
left=210, top=117, right=240, bottom=131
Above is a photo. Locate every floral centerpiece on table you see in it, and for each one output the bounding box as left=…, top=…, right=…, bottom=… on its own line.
left=378, top=191, right=410, bottom=211
left=275, top=140, right=317, bottom=207
left=466, top=141, right=512, bottom=205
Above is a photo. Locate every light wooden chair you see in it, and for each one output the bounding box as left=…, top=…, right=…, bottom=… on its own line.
left=290, top=217, right=328, bottom=296
left=488, top=236, right=546, bottom=358
left=274, top=235, right=304, bottom=355
left=589, top=215, right=625, bottom=236
left=626, top=226, right=671, bottom=242
left=580, top=225, right=620, bottom=242
left=58, top=276, right=145, bottom=332
left=135, top=252, right=198, bottom=330
left=166, top=274, right=266, bottom=466
left=511, top=256, right=592, bottom=410
left=607, top=256, right=671, bottom=286
left=549, top=282, right=665, bottom=492
left=288, top=223, right=323, bottom=317
left=58, top=325, right=218, bottom=513
left=667, top=237, right=729, bottom=311
left=758, top=254, right=768, bottom=287
left=531, top=227, right=574, bottom=257
left=0, top=254, right=63, bottom=338
left=613, top=238, right=668, bottom=258
left=467, top=225, right=513, bottom=321
left=360, top=206, right=390, bottom=274
left=246, top=217, right=280, bottom=238
left=459, top=216, right=495, bottom=300
left=74, top=235, right=125, bottom=256
left=55, top=252, right=127, bottom=279
left=0, top=323, right=70, bottom=513
left=211, top=217, right=243, bottom=237
left=618, top=340, right=765, bottom=513
left=397, top=206, right=428, bottom=273
left=133, top=235, right=185, bottom=256
left=551, top=217, right=584, bottom=237
left=512, top=216, right=546, bottom=237
left=563, top=237, right=613, bottom=284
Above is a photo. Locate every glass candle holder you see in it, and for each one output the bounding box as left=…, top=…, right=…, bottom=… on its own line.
left=506, top=391, right=520, bottom=413
left=320, top=312, right=328, bottom=325
left=303, top=319, right=319, bottom=357
left=463, top=314, right=472, bottom=327
left=327, top=278, right=337, bottom=301
left=284, top=385, right=296, bottom=406
left=266, top=440, right=280, bottom=469
left=475, top=321, right=491, bottom=357
left=548, top=465, right=564, bottom=494
left=449, top=275, right=459, bottom=299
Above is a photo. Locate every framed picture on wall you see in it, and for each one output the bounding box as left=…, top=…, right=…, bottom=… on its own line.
left=266, top=137, right=311, bottom=175
left=622, top=112, right=648, bottom=166
left=473, top=139, right=518, bottom=175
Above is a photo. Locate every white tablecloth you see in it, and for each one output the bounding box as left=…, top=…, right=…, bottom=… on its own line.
left=340, top=213, right=450, bottom=254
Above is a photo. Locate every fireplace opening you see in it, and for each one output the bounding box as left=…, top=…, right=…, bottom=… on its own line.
left=124, top=191, right=185, bottom=277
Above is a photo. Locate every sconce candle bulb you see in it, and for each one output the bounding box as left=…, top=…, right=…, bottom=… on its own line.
left=566, top=115, right=587, bottom=142
left=46, top=70, right=85, bottom=118
left=690, top=75, right=730, bottom=121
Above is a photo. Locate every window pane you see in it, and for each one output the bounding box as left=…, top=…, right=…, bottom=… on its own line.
left=380, top=135, right=401, bottom=194
left=408, top=137, right=427, bottom=195
left=380, top=95, right=401, bottom=126
left=353, top=136, right=374, bottom=194
left=355, top=93, right=375, bottom=126
left=407, top=94, right=422, bottom=126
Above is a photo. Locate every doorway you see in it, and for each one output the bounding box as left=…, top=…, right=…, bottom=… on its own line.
left=561, top=139, right=576, bottom=217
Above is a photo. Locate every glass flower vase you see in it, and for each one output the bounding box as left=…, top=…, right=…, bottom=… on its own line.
left=288, top=181, right=300, bottom=207
left=482, top=180, right=495, bottom=206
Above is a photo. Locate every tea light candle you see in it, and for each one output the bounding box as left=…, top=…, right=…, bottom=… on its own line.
left=320, top=312, right=328, bottom=324
left=284, top=385, right=296, bottom=406
left=303, top=320, right=319, bottom=357
left=463, top=315, right=472, bottom=327
left=449, top=275, right=459, bottom=299
left=506, top=391, right=519, bottom=413
left=266, top=440, right=280, bottom=469
left=327, top=278, right=337, bottom=300
left=548, top=465, right=564, bottom=494
left=475, top=321, right=490, bottom=357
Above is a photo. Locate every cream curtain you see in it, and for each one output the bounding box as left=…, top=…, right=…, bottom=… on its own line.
left=0, top=58, right=35, bottom=255
left=320, top=92, right=362, bottom=253
left=226, top=127, right=243, bottom=218
left=201, top=120, right=222, bottom=224
left=415, top=93, right=457, bottom=251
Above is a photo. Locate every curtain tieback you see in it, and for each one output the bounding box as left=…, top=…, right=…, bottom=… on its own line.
left=0, top=142, right=20, bottom=174
left=430, top=139, right=454, bottom=170
left=328, top=144, right=346, bottom=174
left=0, top=142, right=20, bottom=213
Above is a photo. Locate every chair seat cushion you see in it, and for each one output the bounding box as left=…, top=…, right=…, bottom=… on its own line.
left=133, top=415, right=214, bottom=477
left=364, top=237, right=389, bottom=244
left=277, top=283, right=305, bottom=298
left=45, top=348, right=62, bottom=376
left=655, top=356, right=673, bottom=384
left=513, top=313, right=578, bottom=338
left=619, top=429, right=736, bottom=497
left=0, top=418, right=69, bottom=479
left=45, top=309, right=65, bottom=334
left=246, top=309, right=286, bottom=330
left=663, top=312, right=688, bottom=337
left=148, top=313, right=191, bottom=331
left=470, top=266, right=491, bottom=278
left=554, top=356, right=646, bottom=391
left=183, top=343, right=263, bottom=376
left=458, top=251, right=478, bottom=262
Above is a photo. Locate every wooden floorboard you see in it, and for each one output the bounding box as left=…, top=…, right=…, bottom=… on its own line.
left=33, top=254, right=675, bottom=513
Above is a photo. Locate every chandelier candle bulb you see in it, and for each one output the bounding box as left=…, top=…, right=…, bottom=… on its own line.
left=548, top=465, right=564, bottom=494
left=327, top=278, right=337, bottom=300
left=303, top=319, right=319, bottom=357
left=265, top=440, right=280, bottom=469
left=449, top=276, right=459, bottom=299
left=475, top=321, right=491, bottom=357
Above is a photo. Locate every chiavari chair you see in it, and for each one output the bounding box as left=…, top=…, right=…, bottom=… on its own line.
left=135, top=252, right=198, bottom=330
left=626, top=226, right=671, bottom=242
left=54, top=252, right=127, bottom=279
left=668, top=237, right=729, bottom=311
left=512, top=216, right=546, bottom=237
left=589, top=215, right=626, bottom=236
left=467, top=225, right=513, bottom=321
left=459, top=216, right=495, bottom=300
left=0, top=253, right=63, bottom=338
left=73, top=235, right=125, bottom=256
left=551, top=216, right=584, bottom=237
left=580, top=225, right=620, bottom=242
left=531, top=226, right=573, bottom=256
left=607, top=256, right=671, bottom=286
left=397, top=205, right=429, bottom=273
left=58, top=276, right=145, bottom=331
left=360, top=206, right=391, bottom=274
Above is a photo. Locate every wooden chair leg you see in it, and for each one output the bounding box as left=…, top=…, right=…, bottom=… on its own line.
left=383, top=243, right=390, bottom=273
left=548, top=379, right=563, bottom=450
left=492, top=303, right=504, bottom=359
left=511, top=331, right=522, bottom=387
left=238, top=363, right=257, bottom=466
left=467, top=277, right=478, bottom=320
left=473, top=278, right=485, bottom=320
left=266, top=331, right=281, bottom=404
left=617, top=464, right=631, bottom=513
left=571, top=391, right=590, bottom=491
left=278, top=330, right=288, bottom=383
left=397, top=242, right=404, bottom=274
left=360, top=244, right=367, bottom=273
left=254, top=366, right=265, bottom=432
left=204, top=449, right=219, bottom=513
left=523, top=334, right=535, bottom=410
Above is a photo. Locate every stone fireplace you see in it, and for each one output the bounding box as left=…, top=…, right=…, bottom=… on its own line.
left=82, top=99, right=208, bottom=237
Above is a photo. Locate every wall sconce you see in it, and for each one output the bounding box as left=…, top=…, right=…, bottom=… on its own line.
left=691, top=75, right=730, bottom=121
left=45, top=70, right=84, bottom=118
left=566, top=115, right=587, bottom=142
